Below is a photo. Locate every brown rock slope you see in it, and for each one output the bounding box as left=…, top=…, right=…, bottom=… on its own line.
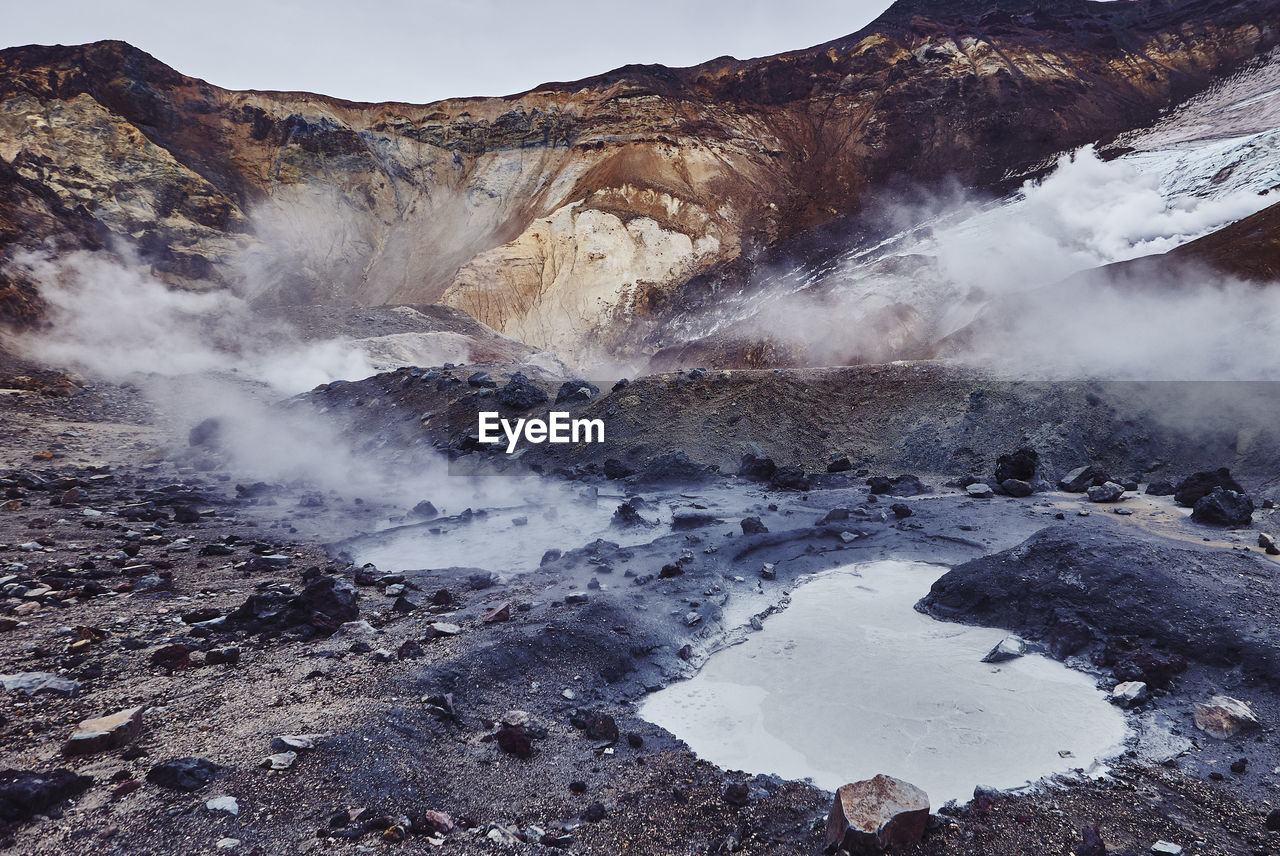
left=0, top=0, right=1277, bottom=361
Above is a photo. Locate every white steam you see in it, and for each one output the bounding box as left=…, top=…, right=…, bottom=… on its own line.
left=4, top=249, right=374, bottom=395
left=676, top=144, right=1277, bottom=378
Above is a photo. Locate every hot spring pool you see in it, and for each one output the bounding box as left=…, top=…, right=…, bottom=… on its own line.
left=639, top=560, right=1127, bottom=806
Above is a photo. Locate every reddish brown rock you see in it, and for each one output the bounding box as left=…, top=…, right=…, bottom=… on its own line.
left=62, top=705, right=146, bottom=755
left=826, top=774, right=930, bottom=854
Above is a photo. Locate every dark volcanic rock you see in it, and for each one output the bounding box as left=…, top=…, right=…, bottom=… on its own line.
left=1058, top=465, right=1110, bottom=493
left=737, top=453, right=777, bottom=482
left=1191, top=487, right=1254, bottom=527
left=145, top=757, right=219, bottom=791
left=1174, top=468, right=1244, bottom=507
left=1000, top=479, right=1033, bottom=498
left=994, top=447, right=1038, bottom=484
left=867, top=475, right=928, bottom=496
left=227, top=576, right=358, bottom=636
left=495, top=373, right=549, bottom=410
left=919, top=526, right=1280, bottom=683
left=0, top=769, right=92, bottom=822
left=770, top=466, right=810, bottom=491
left=740, top=516, right=768, bottom=534
left=633, top=451, right=717, bottom=485
left=1145, top=480, right=1175, bottom=496
left=555, top=379, right=600, bottom=403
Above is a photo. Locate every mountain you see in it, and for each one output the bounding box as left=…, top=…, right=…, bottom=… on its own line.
left=0, top=0, right=1278, bottom=366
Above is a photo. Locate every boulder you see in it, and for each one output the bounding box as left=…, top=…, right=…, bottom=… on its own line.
left=981, top=636, right=1026, bottom=663
left=1259, top=533, right=1280, bottom=555
left=1193, top=695, right=1260, bottom=739
left=826, top=774, right=930, bottom=854
left=966, top=483, right=994, bottom=499
left=1174, top=468, right=1243, bottom=507
left=1145, top=481, right=1175, bottom=496
left=868, top=475, right=929, bottom=496
left=555, top=379, right=599, bottom=404
left=1059, top=466, right=1110, bottom=493
left=0, top=769, right=92, bottom=822
left=62, top=705, right=146, bottom=755
left=738, top=453, right=777, bottom=482
left=771, top=466, right=811, bottom=491
left=494, top=373, right=549, bottom=409
left=634, top=451, right=717, bottom=485
left=1087, top=482, right=1125, bottom=503
left=1000, top=479, right=1033, bottom=498
left=827, top=457, right=853, bottom=473
left=1190, top=488, right=1253, bottom=527
left=740, top=517, right=768, bottom=535
left=994, top=447, right=1038, bottom=484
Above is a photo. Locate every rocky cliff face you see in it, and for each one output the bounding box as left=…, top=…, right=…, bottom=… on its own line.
left=0, top=0, right=1277, bottom=363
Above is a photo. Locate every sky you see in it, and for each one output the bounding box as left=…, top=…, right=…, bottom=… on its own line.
left=3, top=1, right=896, bottom=104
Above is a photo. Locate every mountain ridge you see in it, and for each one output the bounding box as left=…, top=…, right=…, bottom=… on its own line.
left=1, top=0, right=1277, bottom=365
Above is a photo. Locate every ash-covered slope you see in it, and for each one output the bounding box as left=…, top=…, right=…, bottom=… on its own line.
left=0, top=0, right=1277, bottom=364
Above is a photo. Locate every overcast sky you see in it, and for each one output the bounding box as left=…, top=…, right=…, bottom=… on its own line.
left=3, top=1, right=896, bottom=104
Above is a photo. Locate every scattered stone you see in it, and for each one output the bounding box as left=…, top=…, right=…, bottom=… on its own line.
left=826, top=774, right=930, bottom=854
left=205, top=646, right=241, bottom=666
left=981, top=636, right=1026, bottom=663
left=1258, top=533, right=1280, bottom=555
left=827, top=457, right=852, bottom=473
left=1145, top=481, right=1175, bottom=496
left=1266, top=808, right=1280, bottom=831
left=429, top=622, right=462, bottom=637
left=1112, top=681, right=1149, bottom=706
left=890, top=503, right=913, bottom=518
left=582, top=801, right=606, bottom=822
left=467, top=371, right=496, bottom=388
left=771, top=466, right=811, bottom=491
left=724, top=783, right=750, bottom=807
left=484, top=601, right=512, bottom=623
left=270, top=735, right=320, bottom=753
left=1230, top=757, right=1247, bottom=774
left=1151, top=842, right=1183, bottom=855
left=635, top=450, right=718, bottom=484
left=496, top=726, right=533, bottom=759
left=150, top=643, right=192, bottom=669
left=0, top=768, right=93, bottom=822
left=740, top=516, right=768, bottom=535
left=216, top=839, right=240, bottom=850
left=584, top=713, right=619, bottom=743
left=1074, top=826, right=1106, bottom=856
left=565, top=592, right=589, bottom=605
left=63, top=706, right=146, bottom=755
left=146, top=757, right=219, bottom=791
left=261, top=751, right=297, bottom=770
left=0, top=672, right=80, bottom=696
left=685, top=612, right=702, bottom=627
left=1087, top=482, right=1125, bottom=502
left=1190, top=488, right=1254, bottom=527
left=410, top=500, right=438, bottom=520
left=966, top=483, right=993, bottom=499
left=1193, top=695, right=1260, bottom=739
left=819, top=507, right=850, bottom=524
left=206, top=796, right=239, bottom=816
left=759, top=563, right=777, bottom=581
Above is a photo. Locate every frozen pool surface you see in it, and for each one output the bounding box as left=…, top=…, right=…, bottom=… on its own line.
left=640, top=560, right=1127, bottom=807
